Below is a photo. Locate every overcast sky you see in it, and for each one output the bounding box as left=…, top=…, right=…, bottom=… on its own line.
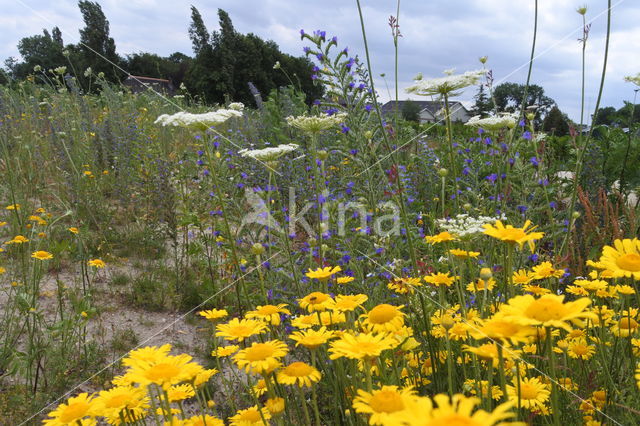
left=2, top=0, right=639, bottom=122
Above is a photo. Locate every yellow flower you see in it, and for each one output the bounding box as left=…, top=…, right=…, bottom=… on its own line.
left=466, top=278, right=496, bottom=292
left=425, top=231, right=458, bottom=244
left=245, top=304, right=290, bottom=325
left=636, top=363, right=640, bottom=390
left=305, top=265, right=341, bottom=281
left=5, top=204, right=20, bottom=210
left=43, top=393, right=95, bottom=425
left=252, top=379, right=268, bottom=396
left=329, top=332, right=396, bottom=360
left=228, top=405, right=271, bottom=426
left=483, top=220, right=544, bottom=251
left=506, top=377, right=550, bottom=411
left=611, top=310, right=639, bottom=337
left=332, top=294, right=368, bottom=312
left=198, top=308, right=228, bottom=321
left=289, top=326, right=334, bottom=349
left=387, top=277, right=422, bottom=294
left=464, top=342, right=514, bottom=366
left=471, top=314, right=535, bottom=344
left=212, top=345, right=239, bottom=357
left=512, top=269, right=534, bottom=285
left=398, top=393, right=522, bottom=426
left=265, top=397, right=285, bottom=416
left=68, top=227, right=79, bottom=234
left=91, top=386, right=149, bottom=424
left=498, top=294, right=596, bottom=331
left=298, top=291, right=334, bottom=312
left=291, top=311, right=346, bottom=328
left=449, top=248, right=480, bottom=258
left=233, top=340, right=288, bottom=374
left=424, top=272, right=459, bottom=287
left=32, top=250, right=53, bottom=260
left=336, top=276, right=355, bottom=285
left=352, top=385, right=417, bottom=425
left=167, top=383, right=195, bottom=402
left=464, top=379, right=504, bottom=400
left=277, top=361, right=322, bottom=387
left=531, top=262, right=564, bottom=280
left=597, top=238, right=640, bottom=279
left=567, top=338, right=595, bottom=360
left=360, top=304, right=406, bottom=333
left=87, top=259, right=105, bottom=268
left=185, top=415, right=225, bottom=426
left=8, top=235, right=29, bottom=244
left=215, top=318, right=268, bottom=342
left=125, top=353, right=201, bottom=389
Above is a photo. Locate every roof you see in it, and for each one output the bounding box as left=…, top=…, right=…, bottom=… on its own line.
left=381, top=100, right=468, bottom=116
left=124, top=75, right=171, bottom=84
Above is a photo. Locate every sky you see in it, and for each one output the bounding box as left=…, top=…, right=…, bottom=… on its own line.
left=2, top=0, right=640, bottom=122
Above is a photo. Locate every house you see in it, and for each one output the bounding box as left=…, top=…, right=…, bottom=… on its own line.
left=123, top=75, right=175, bottom=95
left=381, top=100, right=473, bottom=124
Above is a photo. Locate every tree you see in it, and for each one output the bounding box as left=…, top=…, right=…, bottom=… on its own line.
left=542, top=106, right=570, bottom=136
left=124, top=52, right=191, bottom=87
left=471, top=84, right=492, bottom=117
left=77, top=1, right=120, bottom=82
left=401, top=101, right=421, bottom=122
left=493, top=82, right=555, bottom=124
left=10, top=29, right=66, bottom=79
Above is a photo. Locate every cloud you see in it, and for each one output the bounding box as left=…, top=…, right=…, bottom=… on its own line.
left=3, top=0, right=639, bottom=122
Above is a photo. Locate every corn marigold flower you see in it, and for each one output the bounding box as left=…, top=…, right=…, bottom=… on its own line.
left=499, top=294, right=596, bottom=332
left=398, top=393, right=522, bottom=426
left=32, top=250, right=53, bottom=260
left=298, top=291, right=335, bottom=312
left=245, top=304, right=290, bottom=326
left=387, top=277, right=422, bottom=295
left=212, top=345, right=239, bottom=357
left=352, top=385, right=417, bottom=425
left=596, top=238, right=640, bottom=279
left=464, top=379, right=504, bottom=400
left=91, top=386, right=149, bottom=424
left=8, top=235, right=29, bottom=244
left=185, top=414, right=225, bottom=426
left=216, top=318, right=268, bottom=342
left=506, top=377, right=550, bottom=412
left=360, top=304, right=406, bottom=333
left=611, top=310, right=639, bottom=337
left=336, top=275, right=355, bottom=285
left=265, top=397, right=285, bottom=416
left=464, top=342, right=516, bottom=366
left=68, top=227, right=79, bottom=234
left=449, top=248, right=480, bottom=258
left=531, top=261, right=564, bottom=280
left=424, top=272, right=459, bottom=287
left=167, top=383, right=195, bottom=402
left=466, top=278, right=496, bottom=292
left=277, top=361, right=321, bottom=387
left=305, top=265, right=342, bottom=281
left=233, top=340, right=288, bottom=374
left=87, top=259, right=105, bottom=268
left=125, top=353, right=201, bottom=389
left=228, top=405, right=271, bottom=426
left=332, top=294, right=368, bottom=312
left=424, top=231, right=457, bottom=244
left=471, top=314, right=535, bottom=344
left=291, top=311, right=346, bottom=328
left=512, top=269, right=534, bottom=285
left=199, top=308, right=228, bottom=322
left=567, top=338, right=596, bottom=360
left=329, top=332, right=396, bottom=360
left=43, top=392, right=95, bottom=425
left=483, top=220, right=544, bottom=252
left=5, top=204, right=20, bottom=210
left=290, top=326, right=334, bottom=349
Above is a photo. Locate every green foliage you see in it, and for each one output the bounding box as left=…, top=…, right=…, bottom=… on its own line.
left=542, top=105, right=570, bottom=136
left=401, top=100, right=421, bottom=122
left=131, top=273, right=170, bottom=311
left=493, top=82, right=555, bottom=124
left=471, top=84, right=492, bottom=117
left=594, top=102, right=640, bottom=127
left=77, top=0, right=120, bottom=83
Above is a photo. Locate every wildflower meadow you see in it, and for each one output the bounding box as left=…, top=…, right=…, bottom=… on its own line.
left=1, top=1, right=640, bottom=425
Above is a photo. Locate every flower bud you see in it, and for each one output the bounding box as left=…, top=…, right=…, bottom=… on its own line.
left=308, top=237, right=317, bottom=247
left=251, top=243, right=265, bottom=256
left=572, top=211, right=581, bottom=219
left=438, top=168, right=448, bottom=177
left=317, top=150, right=329, bottom=161
left=480, top=267, right=493, bottom=280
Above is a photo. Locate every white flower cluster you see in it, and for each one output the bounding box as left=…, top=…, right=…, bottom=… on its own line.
left=286, top=113, right=347, bottom=134
left=405, top=69, right=486, bottom=96
left=154, top=106, right=243, bottom=130
left=228, top=102, right=245, bottom=111
left=436, top=213, right=506, bottom=237
left=465, top=112, right=519, bottom=130
left=238, top=143, right=299, bottom=161
left=624, top=72, right=640, bottom=86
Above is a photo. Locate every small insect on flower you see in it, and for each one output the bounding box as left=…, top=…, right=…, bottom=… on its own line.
left=32, top=250, right=53, bottom=260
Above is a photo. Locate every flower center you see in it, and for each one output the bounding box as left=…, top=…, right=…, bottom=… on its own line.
left=618, top=317, right=638, bottom=330
left=145, top=363, right=180, bottom=382
left=519, top=383, right=539, bottom=400
left=368, top=304, right=398, bottom=324
left=369, top=390, right=405, bottom=413
left=572, top=344, right=589, bottom=355
left=241, top=409, right=262, bottom=422
left=616, top=253, right=640, bottom=271
left=105, top=394, right=131, bottom=408
left=244, top=344, right=275, bottom=361
left=428, top=414, right=481, bottom=426
left=524, top=298, right=566, bottom=322
left=502, top=229, right=526, bottom=242
left=285, top=361, right=313, bottom=377
left=59, top=401, right=90, bottom=423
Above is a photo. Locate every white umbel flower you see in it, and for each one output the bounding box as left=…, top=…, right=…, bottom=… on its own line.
left=228, top=102, right=245, bottom=111
left=154, top=107, right=243, bottom=130
left=238, top=144, right=299, bottom=161
left=624, top=72, right=640, bottom=86
left=437, top=213, right=506, bottom=237
left=465, top=112, right=519, bottom=130
left=286, top=113, right=347, bottom=134
left=405, top=69, right=486, bottom=96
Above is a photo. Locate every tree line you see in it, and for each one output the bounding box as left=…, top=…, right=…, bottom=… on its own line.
left=1, top=1, right=323, bottom=106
